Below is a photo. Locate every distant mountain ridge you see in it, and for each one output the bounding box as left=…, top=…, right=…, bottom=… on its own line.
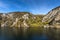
left=0, top=6, right=60, bottom=28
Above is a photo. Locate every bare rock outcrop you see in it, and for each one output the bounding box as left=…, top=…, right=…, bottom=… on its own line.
left=42, top=6, right=60, bottom=28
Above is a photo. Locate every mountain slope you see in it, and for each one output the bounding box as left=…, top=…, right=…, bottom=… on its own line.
left=0, top=12, right=45, bottom=28
left=42, top=6, right=60, bottom=28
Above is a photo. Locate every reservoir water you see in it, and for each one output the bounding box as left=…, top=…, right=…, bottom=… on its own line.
left=0, top=27, right=60, bottom=40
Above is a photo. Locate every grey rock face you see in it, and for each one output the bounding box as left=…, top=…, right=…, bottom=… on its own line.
left=42, top=6, right=60, bottom=28
left=0, top=12, right=30, bottom=27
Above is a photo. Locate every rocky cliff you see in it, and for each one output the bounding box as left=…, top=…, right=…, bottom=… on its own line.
left=42, top=6, right=60, bottom=28
left=0, top=12, right=44, bottom=28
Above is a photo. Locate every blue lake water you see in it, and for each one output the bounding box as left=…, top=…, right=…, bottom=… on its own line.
left=0, top=27, right=60, bottom=40
left=0, top=34, right=49, bottom=40
left=30, top=34, right=48, bottom=40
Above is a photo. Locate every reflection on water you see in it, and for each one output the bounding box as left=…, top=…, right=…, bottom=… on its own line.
left=0, top=27, right=60, bottom=40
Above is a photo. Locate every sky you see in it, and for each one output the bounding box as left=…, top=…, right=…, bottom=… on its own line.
left=0, top=0, right=60, bottom=14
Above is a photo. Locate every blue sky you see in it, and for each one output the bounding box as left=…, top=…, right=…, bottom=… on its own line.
left=0, top=0, right=60, bottom=14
